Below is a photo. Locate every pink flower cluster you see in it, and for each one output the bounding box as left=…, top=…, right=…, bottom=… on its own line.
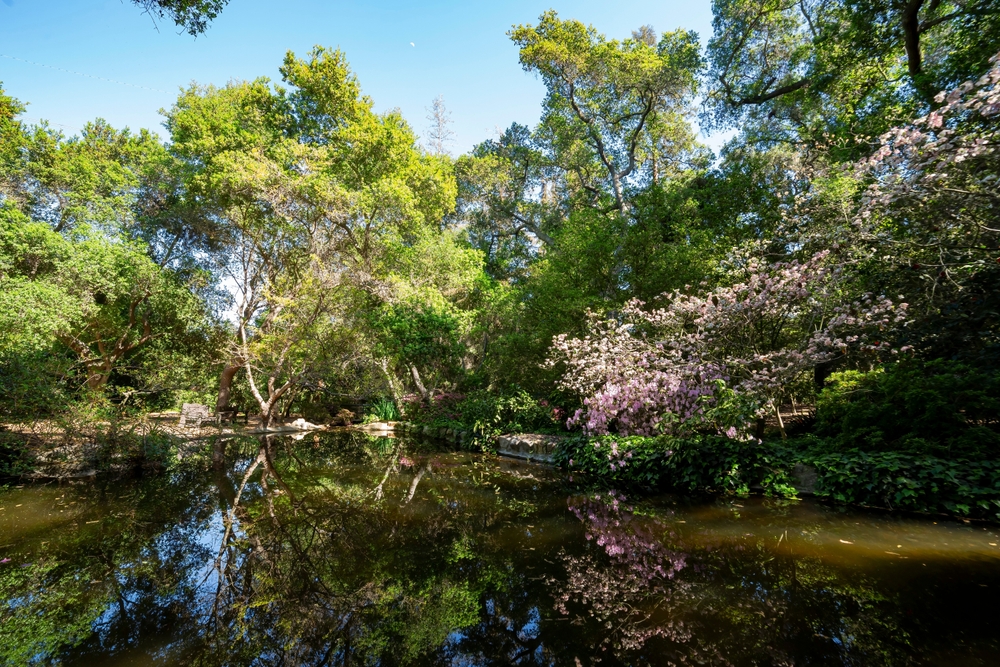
left=849, top=51, right=1000, bottom=281
left=550, top=251, right=907, bottom=435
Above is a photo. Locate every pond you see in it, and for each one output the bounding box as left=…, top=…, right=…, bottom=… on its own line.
left=1, top=430, right=999, bottom=666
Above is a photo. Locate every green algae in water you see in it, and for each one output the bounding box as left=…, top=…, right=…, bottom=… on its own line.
left=1, top=430, right=999, bottom=665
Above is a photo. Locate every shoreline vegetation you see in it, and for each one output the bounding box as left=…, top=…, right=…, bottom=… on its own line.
left=2, top=9, right=1000, bottom=529
left=5, top=408, right=998, bottom=524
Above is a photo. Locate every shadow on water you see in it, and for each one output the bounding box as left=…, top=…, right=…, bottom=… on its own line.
left=1, top=430, right=999, bottom=665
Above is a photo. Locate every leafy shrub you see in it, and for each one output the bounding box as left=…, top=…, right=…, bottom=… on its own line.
left=556, top=434, right=1000, bottom=521
left=816, top=359, right=1000, bottom=457
left=0, top=430, right=34, bottom=476
left=403, top=388, right=566, bottom=437
left=809, top=450, right=1000, bottom=521
left=555, top=434, right=796, bottom=496
left=0, top=349, right=72, bottom=419
left=365, top=397, right=401, bottom=423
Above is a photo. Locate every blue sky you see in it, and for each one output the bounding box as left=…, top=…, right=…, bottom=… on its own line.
left=0, top=0, right=717, bottom=153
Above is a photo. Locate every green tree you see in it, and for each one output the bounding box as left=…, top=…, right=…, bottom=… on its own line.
left=0, top=209, right=208, bottom=392
left=705, top=0, right=1000, bottom=152
left=131, top=0, right=228, bottom=35
left=511, top=11, right=702, bottom=214
left=165, top=46, right=460, bottom=424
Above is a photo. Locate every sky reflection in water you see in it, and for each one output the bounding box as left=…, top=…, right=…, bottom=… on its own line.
left=1, top=430, right=999, bottom=665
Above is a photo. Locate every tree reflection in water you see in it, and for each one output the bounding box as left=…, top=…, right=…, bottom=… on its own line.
left=1, top=431, right=999, bottom=665
left=550, top=491, right=694, bottom=655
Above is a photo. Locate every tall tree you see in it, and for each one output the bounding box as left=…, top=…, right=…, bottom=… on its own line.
left=426, top=95, right=455, bottom=156
left=165, top=46, right=459, bottom=424
left=705, top=0, right=1000, bottom=152
left=510, top=11, right=702, bottom=214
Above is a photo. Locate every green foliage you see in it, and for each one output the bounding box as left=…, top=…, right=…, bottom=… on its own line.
left=816, top=360, right=1000, bottom=457
left=555, top=434, right=796, bottom=496
left=131, top=0, right=228, bottom=35
left=557, top=433, right=1000, bottom=521
left=403, top=388, right=565, bottom=447
left=705, top=0, right=1000, bottom=154
left=0, top=430, right=34, bottom=476
left=808, top=450, right=1000, bottom=521
left=366, top=397, right=401, bottom=423
left=370, top=303, right=463, bottom=376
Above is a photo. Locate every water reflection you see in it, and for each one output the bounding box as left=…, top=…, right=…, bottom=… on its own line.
left=1, top=430, right=999, bottom=665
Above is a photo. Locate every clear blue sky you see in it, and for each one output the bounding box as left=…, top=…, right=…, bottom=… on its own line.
left=0, top=0, right=717, bottom=153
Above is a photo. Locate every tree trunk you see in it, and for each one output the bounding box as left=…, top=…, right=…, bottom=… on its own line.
left=212, top=437, right=228, bottom=469
left=406, top=464, right=431, bottom=503
left=379, top=358, right=402, bottom=403
left=772, top=400, right=787, bottom=440
left=216, top=362, right=243, bottom=413
left=755, top=417, right=766, bottom=441
left=259, top=403, right=273, bottom=429
left=410, top=364, right=430, bottom=401
left=814, top=360, right=835, bottom=392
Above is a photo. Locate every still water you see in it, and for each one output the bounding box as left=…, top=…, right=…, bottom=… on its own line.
left=1, top=431, right=999, bottom=666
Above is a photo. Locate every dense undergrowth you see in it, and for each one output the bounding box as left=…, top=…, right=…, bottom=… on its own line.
left=547, top=360, right=1000, bottom=521
left=554, top=435, right=1000, bottom=522
left=400, top=388, right=569, bottom=449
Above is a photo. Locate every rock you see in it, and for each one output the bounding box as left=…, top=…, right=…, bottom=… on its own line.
left=791, top=463, right=818, bottom=496
left=179, top=403, right=211, bottom=427
left=359, top=421, right=392, bottom=432
left=494, top=433, right=563, bottom=465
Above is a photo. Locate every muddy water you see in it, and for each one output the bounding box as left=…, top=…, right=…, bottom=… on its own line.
left=1, top=431, right=999, bottom=665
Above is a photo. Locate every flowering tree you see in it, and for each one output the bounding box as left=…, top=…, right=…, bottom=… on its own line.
left=780, top=51, right=1000, bottom=363
left=549, top=251, right=907, bottom=437
left=852, top=51, right=1000, bottom=304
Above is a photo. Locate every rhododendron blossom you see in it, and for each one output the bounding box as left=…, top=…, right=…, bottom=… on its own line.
left=549, top=251, right=907, bottom=436
left=850, top=51, right=1000, bottom=284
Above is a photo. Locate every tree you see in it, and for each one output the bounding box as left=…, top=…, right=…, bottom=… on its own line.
left=549, top=250, right=907, bottom=437
left=510, top=11, right=702, bottom=214
left=0, top=209, right=207, bottom=393
left=131, top=0, right=229, bottom=35
left=453, top=123, right=557, bottom=278
left=17, top=120, right=169, bottom=235
left=426, top=94, right=455, bottom=156
left=705, top=0, right=1000, bottom=152
left=0, top=85, right=29, bottom=208
left=165, top=46, right=459, bottom=424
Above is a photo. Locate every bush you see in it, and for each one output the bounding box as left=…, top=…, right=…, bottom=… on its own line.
left=554, top=434, right=796, bottom=496
left=0, top=430, right=34, bottom=476
left=815, top=359, right=1000, bottom=457
left=365, top=397, right=401, bottom=422
left=555, top=434, right=1000, bottom=521
left=809, top=450, right=1000, bottom=521
left=402, top=388, right=567, bottom=441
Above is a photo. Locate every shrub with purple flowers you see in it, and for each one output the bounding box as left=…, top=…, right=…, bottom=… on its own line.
left=548, top=249, right=908, bottom=439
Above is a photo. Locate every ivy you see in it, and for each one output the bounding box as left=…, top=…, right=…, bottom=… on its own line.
left=808, top=450, right=1000, bottom=521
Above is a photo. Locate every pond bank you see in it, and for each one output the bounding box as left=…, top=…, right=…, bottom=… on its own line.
left=8, top=416, right=998, bottom=525
left=555, top=434, right=1000, bottom=523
